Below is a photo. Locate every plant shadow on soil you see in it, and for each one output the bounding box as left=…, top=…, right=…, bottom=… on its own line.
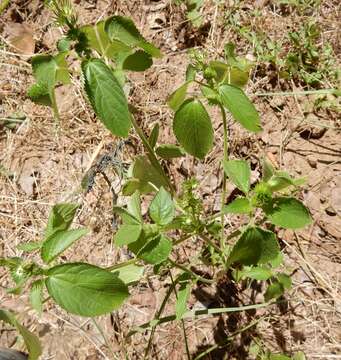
left=190, top=271, right=305, bottom=359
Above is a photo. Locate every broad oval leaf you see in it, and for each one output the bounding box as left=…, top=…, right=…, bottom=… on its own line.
left=227, top=227, right=280, bottom=266
left=45, top=202, right=79, bottom=238
left=29, top=280, right=44, bottom=315
left=80, top=21, right=131, bottom=60
left=114, top=223, right=142, bottom=246
left=123, top=50, right=152, bottom=71
left=41, top=228, right=89, bottom=264
left=82, top=58, right=131, bottom=137
left=173, top=99, right=213, bottom=159
left=138, top=235, right=172, bottom=264
left=149, top=123, right=159, bottom=148
left=168, top=82, right=190, bottom=111
left=223, top=197, right=252, bottom=214
left=105, top=16, right=162, bottom=58
left=149, top=187, right=175, bottom=226
left=223, top=159, right=251, bottom=194
left=111, top=263, right=144, bottom=285
left=0, top=308, right=42, bottom=360
left=219, top=84, right=262, bottom=132
left=175, top=282, right=191, bottom=320
left=155, top=144, right=185, bottom=159
left=132, top=155, right=168, bottom=193
left=265, top=197, right=312, bottom=229
left=46, top=263, right=129, bottom=317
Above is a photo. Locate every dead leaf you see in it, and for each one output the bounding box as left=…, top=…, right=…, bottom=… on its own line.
left=5, top=22, right=35, bottom=55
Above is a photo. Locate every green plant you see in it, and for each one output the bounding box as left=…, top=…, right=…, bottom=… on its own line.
left=1, top=1, right=313, bottom=358
left=0, top=308, right=42, bottom=359
left=226, top=6, right=339, bottom=87
left=174, top=0, right=204, bottom=27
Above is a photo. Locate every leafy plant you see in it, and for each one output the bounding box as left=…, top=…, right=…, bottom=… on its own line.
left=226, top=6, right=339, bottom=87
left=1, top=1, right=313, bottom=357
left=174, top=0, right=204, bottom=27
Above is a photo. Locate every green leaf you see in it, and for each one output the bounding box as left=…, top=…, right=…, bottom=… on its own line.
left=185, top=64, right=196, bottom=81
left=0, top=308, right=42, bottom=360
left=227, top=227, right=280, bottom=266
left=269, top=354, right=291, bottom=360
left=293, top=352, right=306, bottom=360
left=277, top=273, right=292, bottom=289
left=201, top=85, right=220, bottom=104
left=132, top=155, right=168, bottom=193
left=264, top=282, right=284, bottom=302
left=138, top=235, right=172, bottom=264
left=168, top=82, right=190, bottom=111
left=111, top=263, right=144, bottom=285
left=105, top=16, right=162, bottom=58
left=149, top=123, right=159, bottom=148
left=219, top=84, right=262, bottom=132
left=149, top=187, right=175, bottom=226
left=46, top=263, right=129, bottom=317
left=223, top=159, right=251, bottom=194
left=82, top=58, right=131, bottom=137
left=223, top=197, right=252, bottom=214
left=265, top=197, right=312, bottom=229
left=41, top=228, right=89, bottom=264
left=123, top=50, right=152, bottom=71
left=237, top=266, right=273, bottom=281
left=29, top=52, right=70, bottom=107
left=267, top=175, right=294, bottom=192
left=17, top=241, right=43, bottom=252
left=127, top=191, right=142, bottom=222
left=173, top=99, right=213, bottom=159
left=209, top=61, right=249, bottom=88
left=29, top=280, right=44, bottom=315
left=155, top=144, right=185, bottom=159
left=32, top=52, right=70, bottom=88
left=175, top=282, right=191, bottom=320
left=114, top=223, right=142, bottom=246
left=45, top=203, right=79, bottom=239
left=122, top=178, right=141, bottom=196
left=80, top=21, right=131, bottom=60
left=261, top=157, right=275, bottom=182
left=112, top=206, right=141, bottom=225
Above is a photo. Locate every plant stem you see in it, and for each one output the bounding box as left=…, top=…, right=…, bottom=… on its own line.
left=219, top=104, right=229, bottom=255
left=91, top=318, right=118, bottom=360
left=143, top=280, right=176, bottom=359
left=129, top=301, right=273, bottom=336
left=169, top=272, right=191, bottom=360
left=168, top=258, right=213, bottom=284
left=130, top=115, right=175, bottom=194
left=106, top=258, right=138, bottom=271
left=199, top=234, right=223, bottom=256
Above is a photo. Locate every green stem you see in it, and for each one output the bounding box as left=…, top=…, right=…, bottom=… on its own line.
left=199, top=234, right=223, bottom=256
left=129, top=302, right=273, bottom=336
left=169, top=272, right=191, bottom=360
left=106, top=258, right=138, bottom=271
left=130, top=115, right=175, bottom=194
left=144, top=279, right=176, bottom=359
left=219, top=104, right=229, bottom=255
left=168, top=258, right=213, bottom=284
left=51, top=92, right=61, bottom=125
left=255, top=88, right=339, bottom=97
